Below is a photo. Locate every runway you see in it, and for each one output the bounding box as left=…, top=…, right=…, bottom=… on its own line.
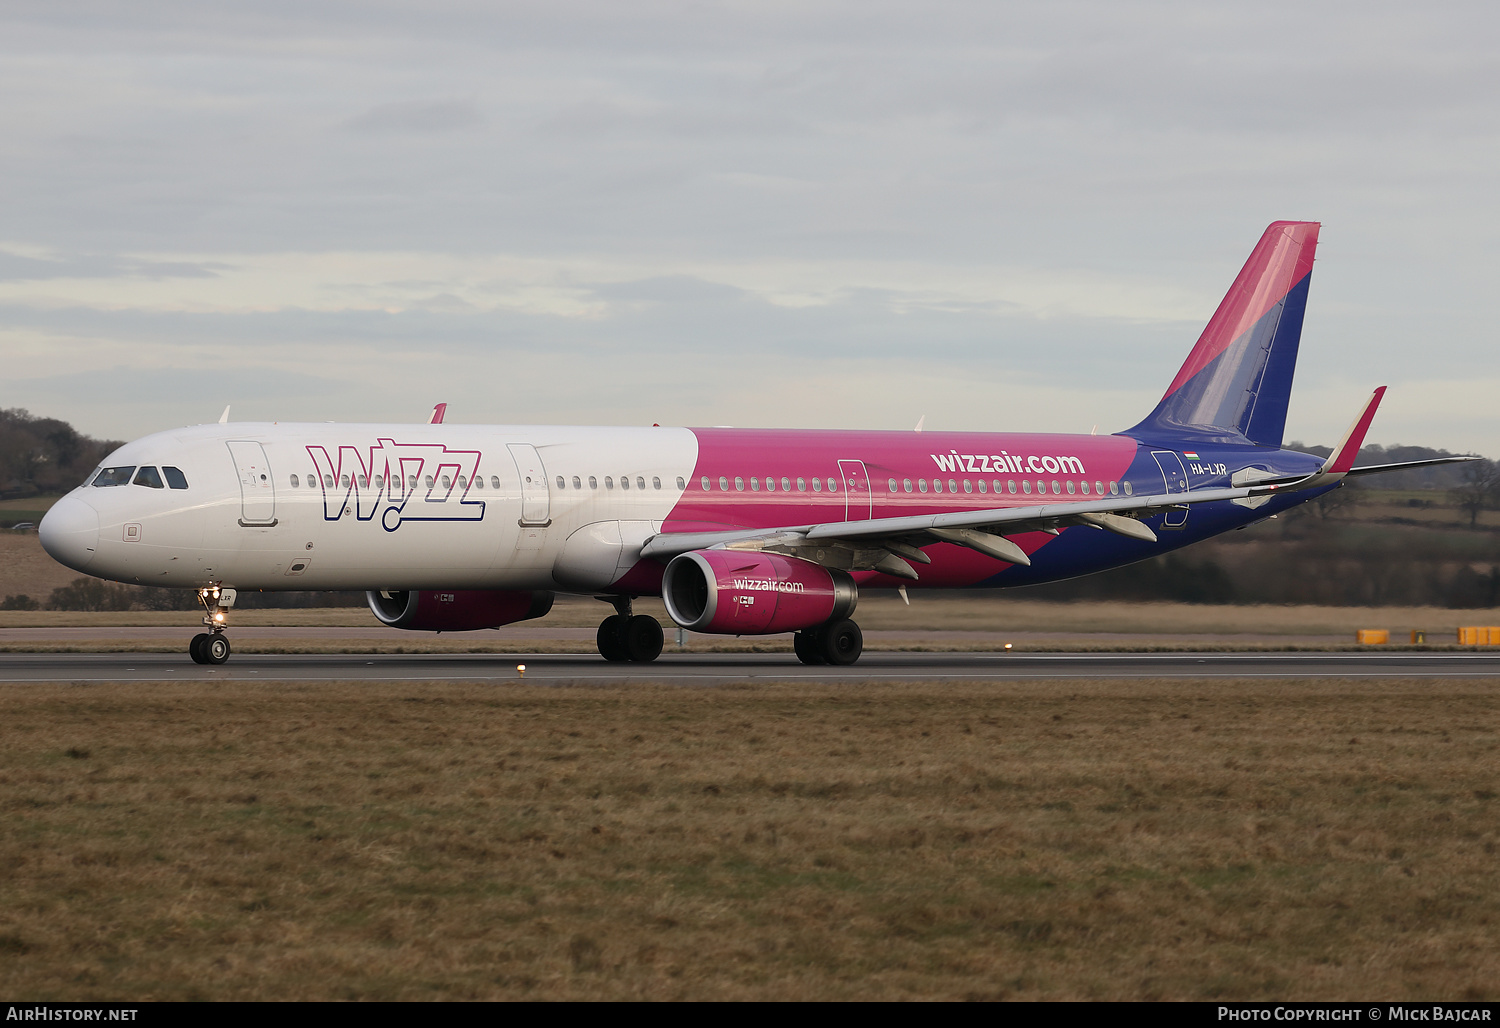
left=4, top=650, right=1500, bottom=683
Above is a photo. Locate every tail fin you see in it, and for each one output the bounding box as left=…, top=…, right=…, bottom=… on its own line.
left=1127, top=221, right=1320, bottom=448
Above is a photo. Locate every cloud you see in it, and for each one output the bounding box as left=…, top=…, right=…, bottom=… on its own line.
left=342, top=98, right=483, bottom=134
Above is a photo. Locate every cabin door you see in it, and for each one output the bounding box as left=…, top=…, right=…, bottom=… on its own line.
left=838, top=460, right=873, bottom=521
left=1151, top=451, right=1190, bottom=529
left=226, top=440, right=277, bottom=527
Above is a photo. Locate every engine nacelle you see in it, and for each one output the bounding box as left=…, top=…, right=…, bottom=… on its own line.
left=662, top=550, right=856, bottom=635
left=367, top=589, right=554, bottom=632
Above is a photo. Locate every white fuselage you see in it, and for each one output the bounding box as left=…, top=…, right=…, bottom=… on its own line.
left=43, top=422, right=698, bottom=593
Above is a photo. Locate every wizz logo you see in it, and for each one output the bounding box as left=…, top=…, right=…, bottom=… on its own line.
left=306, top=439, right=486, bottom=532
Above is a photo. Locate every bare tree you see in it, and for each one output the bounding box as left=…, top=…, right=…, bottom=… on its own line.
left=1450, top=458, right=1500, bottom=529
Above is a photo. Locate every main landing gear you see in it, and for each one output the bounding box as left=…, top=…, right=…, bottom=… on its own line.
left=189, top=586, right=235, bottom=665
left=794, top=619, right=864, bottom=666
left=596, top=596, right=664, bottom=663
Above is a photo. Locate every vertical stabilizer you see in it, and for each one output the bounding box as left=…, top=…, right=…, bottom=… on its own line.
left=1128, top=221, right=1320, bottom=447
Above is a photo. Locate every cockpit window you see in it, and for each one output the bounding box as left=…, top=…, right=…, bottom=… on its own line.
left=93, top=466, right=136, bottom=487
left=163, top=467, right=188, bottom=490
left=132, top=466, right=165, bottom=489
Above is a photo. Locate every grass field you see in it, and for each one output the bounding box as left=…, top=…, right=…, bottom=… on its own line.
left=1, top=676, right=1495, bottom=1000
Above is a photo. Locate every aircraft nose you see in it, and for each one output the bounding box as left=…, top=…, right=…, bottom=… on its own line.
left=39, top=494, right=100, bottom=572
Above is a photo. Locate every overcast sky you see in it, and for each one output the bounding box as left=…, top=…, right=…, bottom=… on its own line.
left=3, top=1, right=1496, bottom=454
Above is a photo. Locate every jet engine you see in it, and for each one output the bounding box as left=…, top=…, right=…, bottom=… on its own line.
left=661, top=550, right=856, bottom=635
left=367, top=589, right=554, bottom=632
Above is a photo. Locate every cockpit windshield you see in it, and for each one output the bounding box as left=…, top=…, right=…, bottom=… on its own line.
left=133, top=466, right=164, bottom=489
left=163, top=467, right=188, bottom=489
left=92, top=466, right=136, bottom=487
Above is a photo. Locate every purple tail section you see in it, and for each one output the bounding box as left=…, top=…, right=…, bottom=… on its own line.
left=1128, top=221, right=1320, bottom=448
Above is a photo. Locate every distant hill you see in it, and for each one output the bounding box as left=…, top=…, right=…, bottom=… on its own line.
left=0, top=409, right=122, bottom=501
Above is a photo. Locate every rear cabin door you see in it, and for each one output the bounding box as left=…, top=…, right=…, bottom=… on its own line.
left=507, top=443, right=552, bottom=527
left=1151, top=450, right=1190, bottom=529
left=838, top=460, right=873, bottom=521
left=227, top=440, right=277, bottom=526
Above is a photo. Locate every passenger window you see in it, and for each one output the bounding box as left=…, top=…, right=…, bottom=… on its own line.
left=750, top=478, right=760, bottom=491
left=1022, top=480, right=1031, bottom=494
left=653, top=477, right=661, bottom=489
left=701, top=476, right=710, bottom=490
left=1036, top=480, right=1046, bottom=494
left=676, top=477, right=685, bottom=489
left=325, top=475, right=335, bottom=488
left=342, top=475, right=351, bottom=488
left=360, top=476, right=370, bottom=488
left=133, top=466, right=164, bottom=489
left=574, top=476, right=583, bottom=489
left=781, top=477, right=791, bottom=491
left=763, top=477, right=774, bottom=492
left=1095, top=481, right=1105, bottom=495
left=1067, top=480, right=1076, bottom=495
left=1109, top=481, right=1118, bottom=495
left=454, top=476, right=464, bottom=489
left=92, top=466, right=136, bottom=487
left=976, top=480, right=985, bottom=493
left=1123, top=481, right=1133, bottom=495
left=796, top=478, right=806, bottom=491
left=475, top=477, right=485, bottom=490
left=918, top=480, right=928, bottom=493
left=556, top=476, right=565, bottom=489
left=289, top=474, right=299, bottom=488
left=1006, top=480, right=1015, bottom=494
left=441, top=475, right=451, bottom=489
left=888, top=478, right=898, bottom=492
left=932, top=479, right=942, bottom=494
left=589, top=476, right=598, bottom=489
left=903, top=479, right=912, bottom=493
left=965, top=480, right=973, bottom=494
left=637, top=476, right=646, bottom=490
left=490, top=476, right=500, bottom=489
left=1051, top=481, right=1060, bottom=494
left=827, top=479, right=837, bottom=493
left=423, top=476, right=433, bottom=488
left=719, top=477, right=729, bottom=491
left=620, top=476, right=629, bottom=490
left=734, top=477, right=744, bottom=491
left=1080, top=481, right=1089, bottom=494
left=811, top=478, right=822, bottom=492
left=606, top=477, right=614, bottom=489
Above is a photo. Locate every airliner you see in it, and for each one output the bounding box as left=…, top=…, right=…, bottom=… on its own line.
left=37, top=222, right=1465, bottom=665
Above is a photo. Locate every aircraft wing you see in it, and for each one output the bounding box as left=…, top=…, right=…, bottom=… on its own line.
left=640, top=482, right=1261, bottom=572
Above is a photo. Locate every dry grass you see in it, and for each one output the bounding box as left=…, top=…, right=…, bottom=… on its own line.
left=1, top=677, right=1496, bottom=1000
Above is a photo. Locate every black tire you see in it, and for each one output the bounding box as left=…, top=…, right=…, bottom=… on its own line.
left=204, top=634, right=232, bottom=665
left=597, top=615, right=630, bottom=662
left=794, top=629, right=826, bottom=665
left=624, top=615, right=664, bottom=662
left=820, top=619, right=863, bottom=666
left=189, top=633, right=210, bottom=664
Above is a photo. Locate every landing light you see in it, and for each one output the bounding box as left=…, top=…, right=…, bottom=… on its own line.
left=214, top=612, right=225, bottom=622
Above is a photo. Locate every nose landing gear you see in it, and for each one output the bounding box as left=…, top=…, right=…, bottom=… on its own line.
left=190, top=586, right=235, bottom=665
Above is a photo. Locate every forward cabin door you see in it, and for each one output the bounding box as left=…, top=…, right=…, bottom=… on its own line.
left=507, top=443, right=552, bottom=527
left=838, top=460, right=873, bottom=521
left=1151, top=451, right=1189, bottom=529
left=226, top=440, right=277, bottom=526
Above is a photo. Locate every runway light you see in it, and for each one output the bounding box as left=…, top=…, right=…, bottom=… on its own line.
left=1004, top=643, right=1012, bottom=651
left=516, top=664, right=527, bottom=678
